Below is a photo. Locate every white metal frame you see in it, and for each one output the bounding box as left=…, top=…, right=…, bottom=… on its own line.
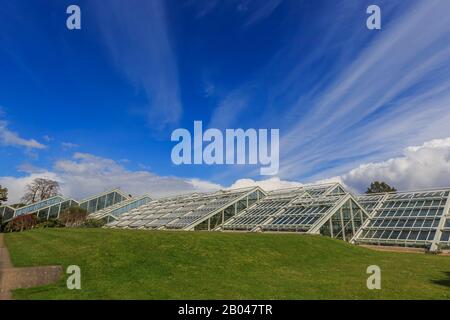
left=351, top=188, right=450, bottom=252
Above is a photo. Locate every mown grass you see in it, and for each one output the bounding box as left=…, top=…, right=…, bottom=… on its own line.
left=4, top=228, right=450, bottom=300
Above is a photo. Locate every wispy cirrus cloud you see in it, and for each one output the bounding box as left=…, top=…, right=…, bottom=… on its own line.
left=279, top=0, right=450, bottom=180
left=209, top=0, right=450, bottom=183
left=187, top=0, right=283, bottom=26
left=91, top=0, right=182, bottom=129
left=243, top=0, right=283, bottom=27
left=208, top=85, right=253, bottom=129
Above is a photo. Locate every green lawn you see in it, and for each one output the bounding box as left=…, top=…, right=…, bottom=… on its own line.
left=4, top=228, right=450, bottom=300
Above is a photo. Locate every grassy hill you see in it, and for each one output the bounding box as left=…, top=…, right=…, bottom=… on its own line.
left=4, top=228, right=450, bottom=300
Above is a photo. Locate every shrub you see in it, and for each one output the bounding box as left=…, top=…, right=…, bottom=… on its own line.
left=35, top=219, right=65, bottom=229
left=80, top=218, right=106, bottom=228
left=4, top=214, right=38, bottom=232
left=59, top=206, right=88, bottom=227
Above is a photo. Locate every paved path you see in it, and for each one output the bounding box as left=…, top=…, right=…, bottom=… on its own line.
left=0, top=234, right=62, bottom=300
left=0, top=234, right=13, bottom=299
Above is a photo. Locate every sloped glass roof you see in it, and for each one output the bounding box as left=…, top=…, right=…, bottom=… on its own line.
left=222, top=183, right=368, bottom=238
left=1, top=189, right=130, bottom=223
left=353, top=189, right=450, bottom=250
left=222, top=188, right=304, bottom=231
left=319, top=198, right=368, bottom=241
left=356, top=194, right=387, bottom=213
left=106, top=187, right=264, bottom=230
left=14, top=196, right=66, bottom=217
left=262, top=195, right=346, bottom=232
left=79, top=190, right=130, bottom=214
left=88, top=195, right=152, bottom=221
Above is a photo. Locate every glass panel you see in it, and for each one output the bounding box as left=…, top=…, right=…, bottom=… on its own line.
left=440, top=231, right=450, bottom=242
left=48, top=205, right=60, bottom=219
left=38, top=208, right=49, bottom=220
left=4, top=207, right=15, bottom=220
left=60, top=200, right=71, bottom=212
left=88, top=199, right=97, bottom=213
left=80, top=202, right=88, bottom=211
left=97, top=195, right=106, bottom=210
left=113, top=193, right=123, bottom=205
left=106, top=193, right=115, bottom=207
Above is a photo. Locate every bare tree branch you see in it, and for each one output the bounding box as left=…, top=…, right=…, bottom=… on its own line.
left=21, top=178, right=61, bottom=204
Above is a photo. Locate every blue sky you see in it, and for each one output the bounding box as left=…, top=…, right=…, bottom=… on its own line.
left=2, top=0, right=450, bottom=201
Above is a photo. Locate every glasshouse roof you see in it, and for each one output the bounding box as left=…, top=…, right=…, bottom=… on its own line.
left=2, top=183, right=450, bottom=252
left=352, top=189, right=450, bottom=251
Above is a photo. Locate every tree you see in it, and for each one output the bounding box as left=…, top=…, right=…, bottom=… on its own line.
left=59, top=206, right=88, bottom=227
left=366, top=181, right=397, bottom=194
left=0, top=185, right=7, bottom=205
left=21, top=178, right=61, bottom=204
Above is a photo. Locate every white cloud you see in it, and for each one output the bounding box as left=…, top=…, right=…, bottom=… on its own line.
left=228, top=137, right=450, bottom=194
left=0, top=171, right=59, bottom=204
left=0, top=153, right=222, bottom=204
left=53, top=153, right=223, bottom=199
left=16, top=163, right=47, bottom=174
left=342, top=137, right=450, bottom=192
left=228, top=177, right=303, bottom=191
left=0, top=120, right=45, bottom=150
left=188, top=178, right=223, bottom=192
left=3, top=137, right=450, bottom=204
left=314, top=176, right=345, bottom=187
